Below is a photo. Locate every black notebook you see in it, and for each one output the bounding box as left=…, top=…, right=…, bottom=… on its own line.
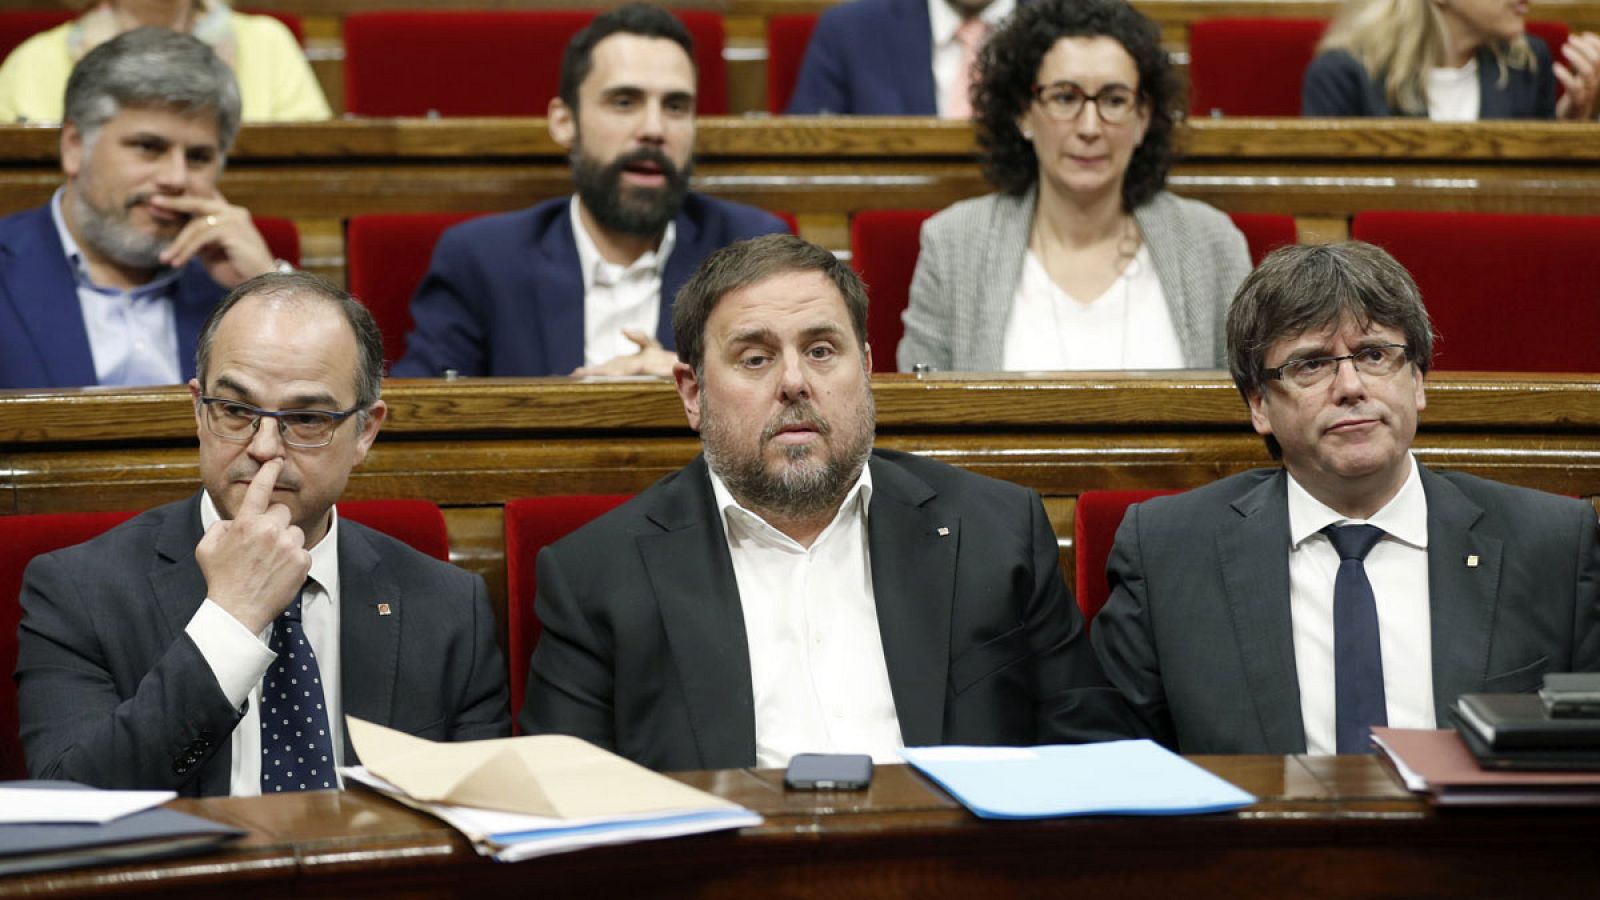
left=0, top=781, right=243, bottom=877
left=1454, top=693, right=1600, bottom=751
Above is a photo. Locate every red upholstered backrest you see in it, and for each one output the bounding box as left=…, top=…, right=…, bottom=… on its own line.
left=1350, top=210, right=1600, bottom=372
left=339, top=499, right=450, bottom=561
left=0, top=510, right=140, bottom=781
left=252, top=215, right=300, bottom=267
left=343, top=10, right=727, bottom=116
left=243, top=9, right=306, bottom=46
left=1228, top=212, right=1297, bottom=266
left=850, top=209, right=934, bottom=372
left=0, top=11, right=73, bottom=61
left=766, top=14, right=820, bottom=114
left=346, top=212, right=482, bottom=368
left=504, top=494, right=631, bottom=728
left=1074, top=490, right=1179, bottom=627
left=1188, top=18, right=1327, bottom=117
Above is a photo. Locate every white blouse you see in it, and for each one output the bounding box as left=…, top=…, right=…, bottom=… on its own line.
left=1001, top=245, right=1185, bottom=370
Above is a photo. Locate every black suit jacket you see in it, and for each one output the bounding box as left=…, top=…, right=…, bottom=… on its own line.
left=16, top=495, right=510, bottom=795
left=1091, top=466, right=1600, bottom=753
left=1302, top=41, right=1556, bottom=118
left=520, top=450, right=1138, bottom=771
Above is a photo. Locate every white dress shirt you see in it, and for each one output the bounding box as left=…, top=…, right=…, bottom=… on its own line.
left=569, top=195, right=677, bottom=369
left=1001, top=245, right=1185, bottom=370
left=1286, top=456, right=1434, bottom=755
left=928, top=0, right=1015, bottom=118
left=708, top=465, right=905, bottom=768
left=49, top=189, right=183, bottom=386
left=186, top=493, right=345, bottom=795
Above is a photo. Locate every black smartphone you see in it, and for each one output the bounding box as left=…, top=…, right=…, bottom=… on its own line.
left=784, top=753, right=874, bottom=790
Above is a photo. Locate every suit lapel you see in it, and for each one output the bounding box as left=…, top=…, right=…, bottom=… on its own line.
left=1216, top=471, right=1307, bottom=752
left=172, top=266, right=219, bottom=382
left=335, top=519, right=403, bottom=764
left=659, top=207, right=699, bottom=350
left=864, top=455, right=953, bottom=746
left=967, top=189, right=1033, bottom=368
left=148, top=494, right=229, bottom=795
left=1421, top=468, right=1500, bottom=721
left=637, top=458, right=757, bottom=768
left=1475, top=46, right=1514, bottom=118
left=891, top=0, right=938, bottom=113
left=534, top=210, right=588, bottom=375
left=1, top=206, right=98, bottom=387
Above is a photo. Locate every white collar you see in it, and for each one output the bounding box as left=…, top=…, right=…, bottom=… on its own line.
left=926, top=0, right=1015, bottom=46
left=708, top=458, right=874, bottom=551
left=1287, top=455, right=1428, bottom=550
left=568, top=194, right=677, bottom=289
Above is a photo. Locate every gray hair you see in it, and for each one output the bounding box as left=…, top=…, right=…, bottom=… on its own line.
left=64, top=27, right=242, bottom=152
left=672, top=233, right=870, bottom=375
left=197, top=272, right=386, bottom=416
left=1227, top=241, right=1435, bottom=402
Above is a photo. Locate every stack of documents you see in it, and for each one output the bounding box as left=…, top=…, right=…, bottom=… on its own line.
left=900, top=740, right=1256, bottom=819
left=0, top=782, right=242, bottom=876
left=1451, top=692, right=1600, bottom=770
left=1374, top=727, right=1600, bottom=805
left=341, top=718, right=761, bottom=861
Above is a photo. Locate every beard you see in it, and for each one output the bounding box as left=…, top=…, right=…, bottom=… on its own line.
left=570, top=143, right=691, bottom=237
left=700, top=379, right=877, bottom=523
left=70, top=185, right=170, bottom=270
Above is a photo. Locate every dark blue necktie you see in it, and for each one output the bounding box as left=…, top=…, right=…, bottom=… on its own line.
left=260, top=585, right=337, bottom=792
left=1323, top=524, right=1387, bottom=754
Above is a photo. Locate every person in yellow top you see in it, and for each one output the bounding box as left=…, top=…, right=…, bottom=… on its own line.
left=0, top=0, right=330, bottom=123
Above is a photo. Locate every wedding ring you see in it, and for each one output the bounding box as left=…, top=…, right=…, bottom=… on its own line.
left=205, top=214, right=218, bottom=227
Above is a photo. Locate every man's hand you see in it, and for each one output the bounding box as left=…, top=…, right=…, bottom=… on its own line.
left=572, top=328, right=678, bottom=377
left=151, top=193, right=277, bottom=289
left=195, top=460, right=312, bottom=635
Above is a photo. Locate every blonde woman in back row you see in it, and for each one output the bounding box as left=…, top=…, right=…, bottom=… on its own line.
left=1303, top=0, right=1600, bottom=119
left=0, top=0, right=330, bottom=123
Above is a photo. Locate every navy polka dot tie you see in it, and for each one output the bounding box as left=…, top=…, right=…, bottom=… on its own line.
left=260, top=585, right=337, bottom=792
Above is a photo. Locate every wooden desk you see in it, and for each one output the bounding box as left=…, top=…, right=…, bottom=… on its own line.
left=4, top=118, right=1598, bottom=284
left=3, top=756, right=1598, bottom=898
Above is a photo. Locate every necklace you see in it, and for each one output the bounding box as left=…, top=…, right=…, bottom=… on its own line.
left=1028, top=214, right=1143, bottom=369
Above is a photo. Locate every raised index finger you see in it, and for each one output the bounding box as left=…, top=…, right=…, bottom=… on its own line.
left=238, top=459, right=282, bottom=518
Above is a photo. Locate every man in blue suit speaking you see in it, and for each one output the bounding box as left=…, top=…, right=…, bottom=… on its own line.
left=391, top=4, right=788, bottom=379
left=0, top=28, right=283, bottom=391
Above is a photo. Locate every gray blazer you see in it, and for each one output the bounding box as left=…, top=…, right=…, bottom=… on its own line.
left=16, top=494, right=511, bottom=795
left=1090, top=466, right=1600, bottom=754
left=896, top=188, right=1251, bottom=372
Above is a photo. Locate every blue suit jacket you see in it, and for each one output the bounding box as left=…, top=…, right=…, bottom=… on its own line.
left=0, top=204, right=223, bottom=390
left=786, top=0, right=938, bottom=115
left=390, top=193, right=787, bottom=378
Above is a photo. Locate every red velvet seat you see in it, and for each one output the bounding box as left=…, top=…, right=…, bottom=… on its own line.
left=345, top=212, right=482, bottom=368
left=1350, top=209, right=1600, bottom=372
left=766, top=14, right=820, bottom=114
left=1073, top=489, right=1180, bottom=627
left=504, top=494, right=632, bottom=729
left=1227, top=212, right=1297, bottom=266
left=252, top=215, right=300, bottom=268
left=343, top=10, right=728, bottom=117
left=1187, top=18, right=1327, bottom=117
left=0, top=498, right=448, bottom=781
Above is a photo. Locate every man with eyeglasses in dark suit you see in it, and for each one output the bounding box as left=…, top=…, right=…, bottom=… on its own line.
left=1090, top=241, right=1600, bottom=756
left=15, top=271, right=509, bottom=796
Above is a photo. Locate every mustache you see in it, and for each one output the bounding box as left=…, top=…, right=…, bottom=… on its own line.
left=761, top=403, right=831, bottom=443
left=609, top=146, right=681, bottom=182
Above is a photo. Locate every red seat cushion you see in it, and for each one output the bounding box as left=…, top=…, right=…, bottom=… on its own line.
left=1073, top=490, right=1180, bottom=627
left=252, top=215, right=300, bottom=268
left=1228, top=212, right=1297, bottom=266
left=766, top=14, right=820, bottom=114
left=346, top=212, right=482, bottom=368
left=339, top=499, right=450, bottom=562
left=504, top=494, right=631, bottom=729
left=849, top=209, right=934, bottom=372
left=1351, top=210, right=1600, bottom=372
left=1188, top=18, right=1327, bottom=117
left=343, top=10, right=727, bottom=116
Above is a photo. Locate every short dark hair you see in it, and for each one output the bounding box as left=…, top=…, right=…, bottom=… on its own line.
left=973, top=0, right=1176, bottom=208
left=672, top=234, right=870, bottom=375
left=557, top=3, right=696, bottom=113
left=65, top=27, right=242, bottom=152
left=1228, top=241, right=1436, bottom=402
left=196, top=272, right=386, bottom=413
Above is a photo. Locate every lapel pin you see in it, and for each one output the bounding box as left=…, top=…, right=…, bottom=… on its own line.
left=937, top=527, right=950, bottom=537
left=376, top=603, right=392, bottom=616
left=1466, top=555, right=1479, bottom=568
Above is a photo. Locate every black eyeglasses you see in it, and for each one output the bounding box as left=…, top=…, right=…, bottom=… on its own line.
left=198, top=396, right=364, bottom=448
left=1030, top=80, right=1141, bottom=123
left=1263, top=344, right=1413, bottom=389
